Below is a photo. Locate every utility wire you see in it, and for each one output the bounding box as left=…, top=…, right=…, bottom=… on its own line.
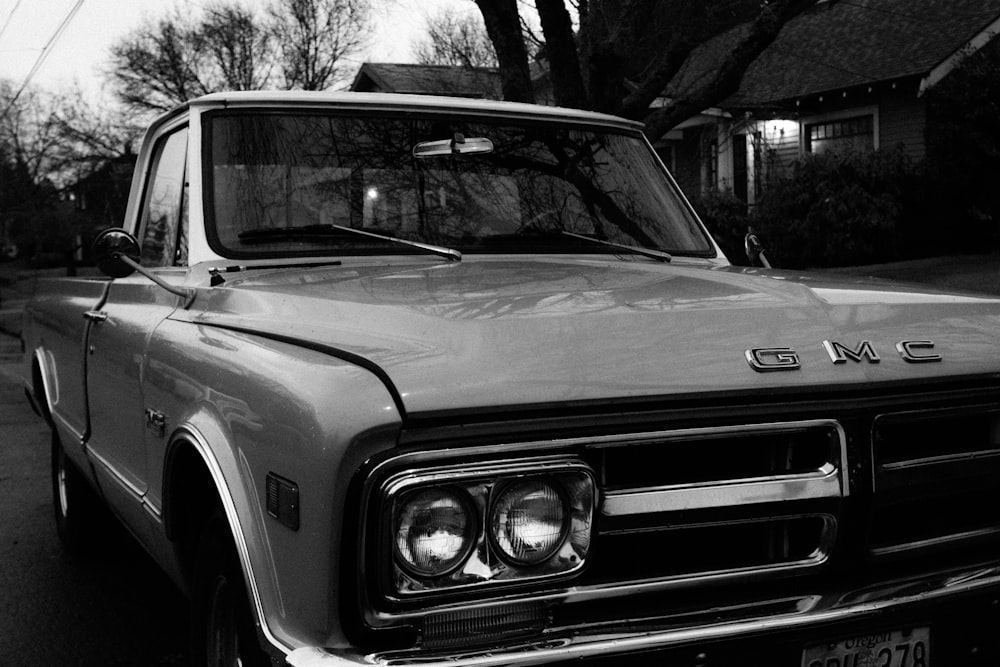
left=0, top=0, right=24, bottom=43
left=1, top=0, right=86, bottom=120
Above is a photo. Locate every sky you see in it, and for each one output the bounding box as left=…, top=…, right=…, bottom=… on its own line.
left=0, top=0, right=474, bottom=103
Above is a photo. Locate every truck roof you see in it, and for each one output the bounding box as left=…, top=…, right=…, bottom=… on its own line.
left=155, top=90, right=645, bottom=134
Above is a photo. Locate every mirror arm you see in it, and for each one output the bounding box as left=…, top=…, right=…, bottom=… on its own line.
left=115, top=253, right=197, bottom=308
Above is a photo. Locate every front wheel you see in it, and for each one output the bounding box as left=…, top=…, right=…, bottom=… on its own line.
left=191, top=512, right=270, bottom=667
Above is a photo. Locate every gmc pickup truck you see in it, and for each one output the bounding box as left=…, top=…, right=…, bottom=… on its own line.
left=20, top=91, right=1000, bottom=666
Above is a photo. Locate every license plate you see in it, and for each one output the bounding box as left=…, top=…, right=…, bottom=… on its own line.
left=801, top=626, right=930, bottom=667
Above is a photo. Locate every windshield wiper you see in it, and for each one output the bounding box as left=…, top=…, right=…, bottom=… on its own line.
left=561, top=231, right=672, bottom=263
left=331, top=225, right=461, bottom=262
left=237, top=224, right=461, bottom=262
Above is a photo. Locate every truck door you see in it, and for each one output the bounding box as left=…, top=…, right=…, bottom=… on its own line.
left=85, top=126, right=189, bottom=533
left=27, top=277, right=111, bottom=457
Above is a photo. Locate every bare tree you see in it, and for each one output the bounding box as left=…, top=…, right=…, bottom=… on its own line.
left=109, top=10, right=212, bottom=112
left=1, top=80, right=80, bottom=261
left=0, top=81, right=63, bottom=184
left=51, top=86, right=143, bottom=168
left=267, top=0, right=371, bottom=90
left=110, top=2, right=278, bottom=113
left=414, top=10, right=498, bottom=68
left=197, top=3, right=275, bottom=91
left=474, top=0, right=816, bottom=142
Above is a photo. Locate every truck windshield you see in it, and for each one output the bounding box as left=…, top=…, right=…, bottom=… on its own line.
left=204, top=112, right=714, bottom=259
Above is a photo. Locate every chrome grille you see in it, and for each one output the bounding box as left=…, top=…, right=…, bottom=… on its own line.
left=582, top=420, right=846, bottom=586
left=870, top=406, right=1000, bottom=556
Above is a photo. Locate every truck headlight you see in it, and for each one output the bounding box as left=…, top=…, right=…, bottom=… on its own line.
left=490, top=479, right=567, bottom=566
left=379, top=459, right=595, bottom=597
left=394, top=487, right=476, bottom=577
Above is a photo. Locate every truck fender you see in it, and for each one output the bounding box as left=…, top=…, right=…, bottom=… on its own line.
left=163, top=418, right=293, bottom=659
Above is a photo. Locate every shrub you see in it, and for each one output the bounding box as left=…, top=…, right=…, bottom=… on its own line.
left=925, top=40, right=1000, bottom=251
left=750, top=147, right=920, bottom=268
left=693, top=190, right=751, bottom=265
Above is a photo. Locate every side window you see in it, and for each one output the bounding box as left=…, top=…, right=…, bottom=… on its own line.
left=140, top=128, right=189, bottom=267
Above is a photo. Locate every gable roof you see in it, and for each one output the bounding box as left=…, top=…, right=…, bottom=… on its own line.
left=672, top=0, right=1000, bottom=108
left=351, top=63, right=502, bottom=99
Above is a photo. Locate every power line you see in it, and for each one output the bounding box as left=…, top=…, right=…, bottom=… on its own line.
left=0, top=0, right=24, bottom=43
left=1, top=0, right=86, bottom=120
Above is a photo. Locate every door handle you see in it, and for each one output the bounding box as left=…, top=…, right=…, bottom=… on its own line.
left=83, top=310, right=109, bottom=323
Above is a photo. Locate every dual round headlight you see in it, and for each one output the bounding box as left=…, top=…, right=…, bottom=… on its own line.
left=394, top=487, right=477, bottom=577
left=489, top=479, right=568, bottom=566
left=394, top=478, right=570, bottom=578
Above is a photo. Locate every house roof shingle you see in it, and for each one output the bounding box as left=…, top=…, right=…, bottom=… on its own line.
left=351, top=63, right=503, bottom=99
left=672, top=0, right=1000, bottom=108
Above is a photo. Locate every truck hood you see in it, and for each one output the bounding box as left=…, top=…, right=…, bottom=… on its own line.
left=186, top=257, right=1000, bottom=415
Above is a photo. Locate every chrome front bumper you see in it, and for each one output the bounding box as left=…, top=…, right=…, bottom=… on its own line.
left=285, top=561, right=1000, bottom=666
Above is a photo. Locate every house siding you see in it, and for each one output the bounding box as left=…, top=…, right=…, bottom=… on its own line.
left=879, top=89, right=927, bottom=160
left=664, top=128, right=704, bottom=201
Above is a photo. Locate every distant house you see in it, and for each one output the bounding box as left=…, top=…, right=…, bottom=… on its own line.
left=67, top=154, right=136, bottom=228
left=350, top=62, right=555, bottom=104
left=351, top=63, right=503, bottom=99
left=661, top=0, right=1000, bottom=203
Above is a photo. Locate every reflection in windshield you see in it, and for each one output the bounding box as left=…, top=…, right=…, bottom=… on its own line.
left=206, top=113, right=713, bottom=259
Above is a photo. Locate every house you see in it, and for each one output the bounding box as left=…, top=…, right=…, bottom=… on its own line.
left=351, top=0, right=1000, bottom=205
left=351, top=63, right=503, bottom=99
left=661, top=0, right=1000, bottom=203
left=350, top=62, right=555, bottom=104
left=66, top=154, right=136, bottom=228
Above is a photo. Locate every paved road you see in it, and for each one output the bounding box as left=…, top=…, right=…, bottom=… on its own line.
left=0, top=344, right=189, bottom=666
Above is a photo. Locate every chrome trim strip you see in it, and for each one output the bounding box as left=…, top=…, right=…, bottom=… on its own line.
left=881, top=447, right=1000, bottom=470
left=172, top=426, right=292, bottom=657
left=603, top=464, right=841, bottom=515
left=53, top=412, right=86, bottom=448
left=593, top=419, right=848, bottom=497
left=870, top=526, right=1000, bottom=557
left=382, top=458, right=592, bottom=496
left=32, top=348, right=55, bottom=422
left=143, top=497, right=163, bottom=520
left=33, top=347, right=87, bottom=447
left=288, top=562, right=1000, bottom=667
left=87, top=448, right=145, bottom=499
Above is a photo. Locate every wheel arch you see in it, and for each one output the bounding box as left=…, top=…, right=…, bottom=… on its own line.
left=29, top=347, right=55, bottom=425
left=162, top=422, right=293, bottom=660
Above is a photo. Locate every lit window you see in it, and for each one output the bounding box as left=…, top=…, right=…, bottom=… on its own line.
left=806, top=115, right=873, bottom=154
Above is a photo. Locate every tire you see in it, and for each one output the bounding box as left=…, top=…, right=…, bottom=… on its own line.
left=191, top=511, right=270, bottom=667
left=51, top=431, right=102, bottom=553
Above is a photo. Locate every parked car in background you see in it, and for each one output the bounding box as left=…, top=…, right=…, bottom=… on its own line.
left=19, top=91, right=1000, bottom=666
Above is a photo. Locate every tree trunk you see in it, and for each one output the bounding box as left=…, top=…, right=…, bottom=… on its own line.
left=474, top=0, right=534, bottom=103
left=536, top=0, right=586, bottom=108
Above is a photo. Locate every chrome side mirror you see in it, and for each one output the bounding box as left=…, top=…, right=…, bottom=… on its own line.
left=92, top=227, right=196, bottom=307
left=744, top=232, right=772, bottom=269
left=93, top=228, right=141, bottom=278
